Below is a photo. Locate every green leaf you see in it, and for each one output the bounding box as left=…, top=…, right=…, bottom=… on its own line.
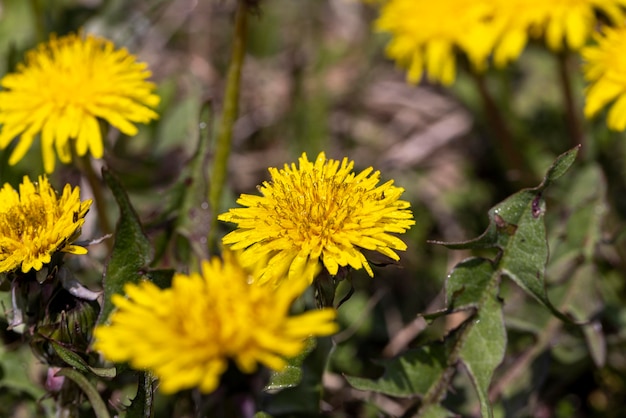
left=124, top=372, right=155, bottom=418
left=495, top=188, right=570, bottom=321
left=432, top=147, right=581, bottom=322
left=418, top=404, right=458, bottom=418
left=175, top=102, right=213, bottom=260
left=50, top=341, right=116, bottom=378
left=444, top=258, right=495, bottom=312
left=432, top=146, right=579, bottom=251
left=98, top=169, right=153, bottom=326
left=541, top=145, right=581, bottom=187
left=346, top=260, right=504, bottom=417
left=150, top=103, right=213, bottom=267
left=145, top=269, right=175, bottom=290
left=56, top=368, right=111, bottom=418
left=458, top=291, right=506, bottom=418
left=260, top=337, right=333, bottom=415
left=347, top=149, right=581, bottom=417
left=422, top=258, right=494, bottom=321
left=345, top=343, right=449, bottom=397
left=266, top=365, right=303, bottom=391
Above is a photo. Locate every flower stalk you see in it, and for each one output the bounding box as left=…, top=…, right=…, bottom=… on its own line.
left=557, top=52, right=586, bottom=154
left=28, top=0, right=46, bottom=43
left=78, top=155, right=113, bottom=241
left=209, top=0, right=249, bottom=252
left=472, top=72, right=532, bottom=185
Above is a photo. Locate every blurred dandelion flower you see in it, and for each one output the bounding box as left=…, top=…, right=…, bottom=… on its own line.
left=374, top=0, right=500, bottom=85
left=492, top=0, right=626, bottom=66
left=0, top=32, right=160, bottom=173
left=218, top=152, right=415, bottom=286
left=93, top=251, right=338, bottom=394
left=0, top=176, right=92, bottom=274
left=583, top=26, right=626, bottom=130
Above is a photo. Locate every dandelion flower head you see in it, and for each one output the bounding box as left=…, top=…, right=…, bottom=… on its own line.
left=374, top=0, right=500, bottom=85
left=0, top=175, right=91, bottom=274
left=582, top=26, right=626, bottom=130
left=93, top=251, right=338, bottom=394
left=0, top=32, right=160, bottom=173
left=218, top=152, right=415, bottom=286
left=491, top=0, right=626, bottom=66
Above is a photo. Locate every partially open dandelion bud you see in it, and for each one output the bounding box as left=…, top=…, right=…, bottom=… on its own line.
left=31, top=291, right=100, bottom=366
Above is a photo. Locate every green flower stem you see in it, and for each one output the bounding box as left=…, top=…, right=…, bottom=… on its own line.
left=28, top=0, right=46, bottom=43
left=131, top=371, right=155, bottom=418
left=208, top=0, right=248, bottom=252
left=472, top=72, right=532, bottom=185
left=56, top=368, right=111, bottom=418
left=79, top=155, right=113, bottom=246
left=557, top=52, right=586, bottom=156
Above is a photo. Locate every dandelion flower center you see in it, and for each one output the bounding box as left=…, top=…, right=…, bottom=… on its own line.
left=269, top=168, right=365, bottom=247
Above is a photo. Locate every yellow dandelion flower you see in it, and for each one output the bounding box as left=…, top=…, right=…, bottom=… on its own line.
left=492, top=0, right=626, bottom=66
left=0, top=32, right=160, bottom=173
left=0, top=176, right=92, bottom=274
left=582, top=26, right=626, bottom=130
left=218, top=152, right=415, bottom=286
left=93, top=251, right=338, bottom=394
left=374, top=0, right=501, bottom=85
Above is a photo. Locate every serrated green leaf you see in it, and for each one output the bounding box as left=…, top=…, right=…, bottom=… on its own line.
left=124, top=372, right=154, bottom=418
left=433, top=260, right=504, bottom=418
left=423, top=259, right=495, bottom=322
left=347, top=258, right=503, bottom=417
left=496, top=188, right=570, bottom=321
left=347, top=306, right=503, bottom=417
left=445, top=258, right=495, bottom=312
left=348, top=150, right=582, bottom=417
left=98, top=169, right=153, bottom=326
left=432, top=146, right=580, bottom=251
left=548, top=163, right=607, bottom=265
left=434, top=148, right=580, bottom=322
left=459, top=292, right=506, bottom=418
left=345, top=344, right=449, bottom=397
left=260, top=337, right=332, bottom=415
left=265, top=338, right=316, bottom=390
